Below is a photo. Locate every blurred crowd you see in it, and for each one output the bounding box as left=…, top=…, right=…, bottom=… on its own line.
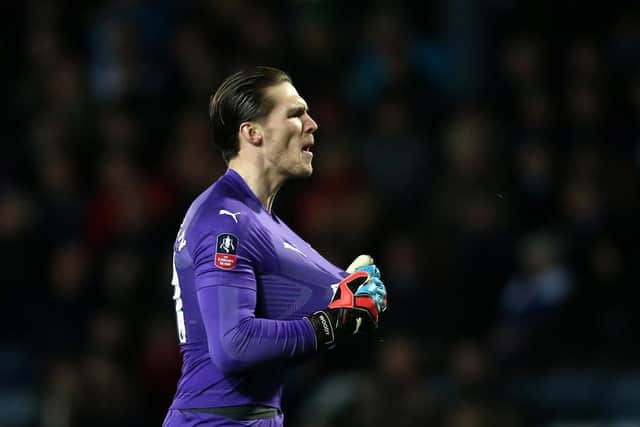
left=3, top=1, right=640, bottom=426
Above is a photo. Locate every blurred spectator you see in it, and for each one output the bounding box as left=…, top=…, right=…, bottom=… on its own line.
left=168, top=25, right=221, bottom=103
left=41, top=360, right=78, bottom=427
left=165, top=108, right=225, bottom=204
left=88, top=0, right=172, bottom=102
left=344, top=5, right=445, bottom=115
left=295, top=334, right=434, bottom=427
left=494, top=231, right=574, bottom=365
left=378, top=232, right=427, bottom=335
left=70, top=356, right=143, bottom=427
left=512, top=140, right=556, bottom=229
left=501, top=232, right=571, bottom=321
left=293, top=136, right=378, bottom=264
left=362, top=94, right=430, bottom=214
left=0, top=188, right=42, bottom=343
left=43, top=242, right=91, bottom=357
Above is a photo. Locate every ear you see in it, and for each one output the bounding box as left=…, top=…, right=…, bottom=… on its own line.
left=239, top=122, right=263, bottom=146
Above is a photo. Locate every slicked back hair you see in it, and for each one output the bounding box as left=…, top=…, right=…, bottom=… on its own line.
left=208, top=66, right=292, bottom=164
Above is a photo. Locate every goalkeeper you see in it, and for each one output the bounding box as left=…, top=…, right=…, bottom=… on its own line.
left=163, top=67, right=387, bottom=427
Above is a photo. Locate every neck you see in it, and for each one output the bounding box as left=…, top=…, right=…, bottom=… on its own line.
left=228, top=160, right=285, bottom=212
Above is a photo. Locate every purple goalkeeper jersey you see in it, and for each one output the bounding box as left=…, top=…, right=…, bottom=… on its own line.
left=168, top=169, right=345, bottom=410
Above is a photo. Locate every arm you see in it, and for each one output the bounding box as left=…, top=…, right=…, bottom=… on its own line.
left=197, top=284, right=316, bottom=373
left=192, top=227, right=316, bottom=374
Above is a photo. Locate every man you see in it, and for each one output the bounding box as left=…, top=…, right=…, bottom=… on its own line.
left=163, top=66, right=387, bottom=426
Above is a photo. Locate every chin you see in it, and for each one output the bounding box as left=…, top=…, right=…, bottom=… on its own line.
left=298, top=166, right=313, bottom=178
left=303, top=161, right=314, bottom=176
left=291, top=165, right=313, bottom=178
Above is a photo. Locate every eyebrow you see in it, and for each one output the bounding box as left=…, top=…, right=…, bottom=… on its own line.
left=287, top=104, right=308, bottom=115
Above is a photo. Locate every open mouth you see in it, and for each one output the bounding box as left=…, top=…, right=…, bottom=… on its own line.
left=302, top=142, right=314, bottom=154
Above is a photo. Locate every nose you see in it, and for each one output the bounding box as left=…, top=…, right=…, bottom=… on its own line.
left=305, top=114, right=318, bottom=134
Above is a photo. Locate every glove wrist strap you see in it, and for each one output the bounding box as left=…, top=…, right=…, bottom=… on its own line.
left=307, top=311, right=335, bottom=349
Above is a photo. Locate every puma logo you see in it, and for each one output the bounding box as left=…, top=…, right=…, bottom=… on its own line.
left=219, top=209, right=241, bottom=223
left=283, top=241, right=307, bottom=257
left=353, top=317, right=363, bottom=335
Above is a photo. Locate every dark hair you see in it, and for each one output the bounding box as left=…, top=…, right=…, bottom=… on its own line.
left=208, top=66, right=292, bottom=164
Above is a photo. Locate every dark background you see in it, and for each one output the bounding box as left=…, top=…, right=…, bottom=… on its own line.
left=3, top=0, right=640, bottom=426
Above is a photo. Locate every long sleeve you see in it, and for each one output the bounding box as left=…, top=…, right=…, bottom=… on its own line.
left=191, top=214, right=317, bottom=373
left=197, top=284, right=316, bottom=373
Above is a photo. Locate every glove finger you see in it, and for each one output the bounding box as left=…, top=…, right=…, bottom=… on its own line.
left=355, top=277, right=387, bottom=312
left=346, top=254, right=374, bottom=273
left=354, top=264, right=381, bottom=278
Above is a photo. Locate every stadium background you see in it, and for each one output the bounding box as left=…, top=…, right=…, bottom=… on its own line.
left=3, top=0, right=640, bottom=426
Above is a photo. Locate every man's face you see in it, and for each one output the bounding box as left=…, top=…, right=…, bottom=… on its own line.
left=260, top=82, right=318, bottom=178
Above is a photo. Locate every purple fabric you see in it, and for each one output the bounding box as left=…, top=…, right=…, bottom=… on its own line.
left=163, top=408, right=284, bottom=427
left=198, top=285, right=316, bottom=373
left=167, top=169, right=345, bottom=411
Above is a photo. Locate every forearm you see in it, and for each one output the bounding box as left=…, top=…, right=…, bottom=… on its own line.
left=198, top=285, right=317, bottom=373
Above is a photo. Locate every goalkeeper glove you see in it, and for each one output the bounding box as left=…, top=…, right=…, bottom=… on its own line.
left=346, top=255, right=388, bottom=314
left=307, top=269, right=383, bottom=350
